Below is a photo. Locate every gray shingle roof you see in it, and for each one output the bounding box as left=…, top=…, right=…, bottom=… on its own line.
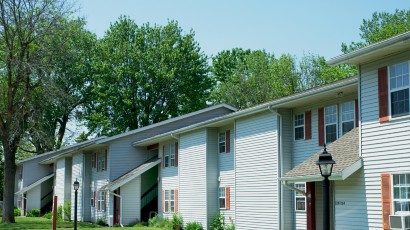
left=282, top=127, right=361, bottom=181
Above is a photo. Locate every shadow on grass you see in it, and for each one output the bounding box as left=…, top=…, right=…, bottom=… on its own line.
left=0, top=216, right=101, bottom=229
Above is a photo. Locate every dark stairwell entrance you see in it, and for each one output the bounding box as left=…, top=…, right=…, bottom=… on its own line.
left=140, top=165, right=159, bottom=222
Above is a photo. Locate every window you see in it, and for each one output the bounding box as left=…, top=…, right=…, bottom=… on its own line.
left=324, top=105, right=337, bottom=144
left=390, top=61, right=410, bottom=118
left=294, top=113, right=304, bottom=140
left=164, top=190, right=175, bottom=213
left=341, top=101, right=355, bottom=135
left=164, top=144, right=176, bottom=168
left=91, top=192, right=95, bottom=207
left=219, top=132, right=226, bottom=153
left=98, top=192, right=105, bottom=211
left=295, top=183, right=306, bottom=211
left=98, top=151, right=106, bottom=171
left=219, top=187, right=226, bottom=209
left=393, top=174, right=410, bottom=213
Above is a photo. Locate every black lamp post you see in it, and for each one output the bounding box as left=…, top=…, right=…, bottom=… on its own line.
left=316, top=145, right=335, bottom=230
left=73, top=179, right=80, bottom=230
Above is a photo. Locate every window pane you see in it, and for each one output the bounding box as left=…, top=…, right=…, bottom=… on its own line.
left=325, top=124, right=337, bottom=143
left=295, top=127, right=304, bottom=140
left=391, top=89, right=410, bottom=117
left=171, top=201, right=175, bottom=212
left=219, top=143, right=226, bottom=153
left=219, top=198, right=226, bottom=209
left=219, top=132, right=225, bottom=142
left=325, top=105, right=337, bottom=124
left=342, top=121, right=354, bottom=135
left=296, top=197, right=306, bottom=211
left=165, top=202, right=169, bottom=212
left=294, top=114, right=304, bottom=126
left=390, top=62, right=409, bottom=90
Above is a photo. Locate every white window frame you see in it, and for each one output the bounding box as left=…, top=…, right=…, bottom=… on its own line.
left=98, top=151, right=105, bottom=171
left=324, top=105, right=338, bottom=144
left=388, top=61, right=410, bottom=118
left=164, top=143, right=175, bottom=168
left=294, top=113, right=305, bottom=140
left=295, top=183, right=306, bottom=212
left=164, top=190, right=175, bottom=213
left=340, top=101, right=355, bottom=135
left=392, top=174, right=410, bottom=214
left=98, top=191, right=105, bottom=211
left=219, top=187, right=226, bottom=209
left=218, top=132, right=226, bottom=153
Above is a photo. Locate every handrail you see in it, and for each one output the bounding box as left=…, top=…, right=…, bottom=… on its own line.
left=41, top=190, right=53, bottom=201
left=141, top=183, right=158, bottom=199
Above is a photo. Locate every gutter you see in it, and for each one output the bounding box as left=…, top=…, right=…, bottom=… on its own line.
left=327, top=31, right=410, bottom=65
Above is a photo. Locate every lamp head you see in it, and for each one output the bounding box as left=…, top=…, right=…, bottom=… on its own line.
left=316, top=144, right=336, bottom=177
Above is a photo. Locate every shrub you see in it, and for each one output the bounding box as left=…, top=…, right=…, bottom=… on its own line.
left=148, top=214, right=172, bottom=228
left=57, top=205, right=63, bottom=220
left=13, top=208, right=21, bottom=216
left=225, top=224, right=235, bottom=230
left=186, top=221, right=204, bottom=230
left=63, top=200, right=71, bottom=221
left=172, top=213, right=183, bottom=229
left=96, top=217, right=107, bottom=226
left=26, top=209, right=40, bottom=217
left=43, top=211, right=53, bottom=219
left=210, top=213, right=225, bottom=230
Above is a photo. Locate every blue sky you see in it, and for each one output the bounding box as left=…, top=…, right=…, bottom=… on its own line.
left=76, top=0, right=410, bottom=60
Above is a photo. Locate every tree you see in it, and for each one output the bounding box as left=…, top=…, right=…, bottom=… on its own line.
left=210, top=48, right=299, bottom=109
left=82, top=17, right=212, bottom=136
left=342, top=9, right=410, bottom=53
left=0, top=0, right=72, bottom=223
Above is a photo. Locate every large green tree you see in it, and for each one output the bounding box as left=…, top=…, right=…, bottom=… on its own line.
left=83, top=17, right=212, bottom=136
left=0, top=0, right=73, bottom=223
left=342, top=9, right=410, bottom=53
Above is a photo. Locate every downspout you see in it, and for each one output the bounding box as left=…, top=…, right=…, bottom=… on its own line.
left=268, top=106, right=283, bottom=229
left=170, top=133, right=179, bottom=140
left=112, top=192, right=123, bottom=227
left=358, top=65, right=362, bottom=157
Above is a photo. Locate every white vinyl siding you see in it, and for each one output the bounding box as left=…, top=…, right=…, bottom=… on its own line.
left=71, top=153, right=84, bottom=222
left=179, top=130, right=208, bottom=227
left=159, top=142, right=179, bottom=219
left=360, top=50, right=410, bottom=229
left=235, top=111, right=279, bottom=229
left=121, top=176, right=141, bottom=226
left=389, top=61, right=410, bottom=118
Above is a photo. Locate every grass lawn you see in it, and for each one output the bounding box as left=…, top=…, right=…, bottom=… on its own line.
left=0, top=217, right=162, bottom=229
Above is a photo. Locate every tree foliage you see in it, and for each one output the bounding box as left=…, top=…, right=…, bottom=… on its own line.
left=82, top=17, right=212, bottom=136
left=211, top=49, right=354, bottom=109
left=0, top=0, right=73, bottom=223
left=342, top=9, right=410, bottom=53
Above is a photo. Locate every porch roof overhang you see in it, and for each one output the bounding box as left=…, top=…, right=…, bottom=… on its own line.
left=280, top=128, right=362, bottom=183
left=99, top=157, right=161, bottom=192
left=15, top=173, right=54, bottom=195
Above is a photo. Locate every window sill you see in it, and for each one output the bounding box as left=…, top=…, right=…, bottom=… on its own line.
left=295, top=210, right=306, bottom=213
left=387, top=113, right=410, bottom=122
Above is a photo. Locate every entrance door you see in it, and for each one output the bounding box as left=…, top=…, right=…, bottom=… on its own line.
left=306, top=182, right=316, bottom=230
left=113, top=188, right=121, bottom=225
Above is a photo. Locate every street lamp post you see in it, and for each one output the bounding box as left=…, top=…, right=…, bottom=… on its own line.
left=73, top=179, right=80, bottom=230
left=316, top=145, right=335, bottom=230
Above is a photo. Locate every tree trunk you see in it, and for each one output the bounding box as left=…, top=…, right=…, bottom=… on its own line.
left=55, top=114, right=69, bottom=150
left=2, top=142, right=17, bottom=223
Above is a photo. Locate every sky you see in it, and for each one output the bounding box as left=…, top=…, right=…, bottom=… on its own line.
left=75, top=0, right=410, bottom=61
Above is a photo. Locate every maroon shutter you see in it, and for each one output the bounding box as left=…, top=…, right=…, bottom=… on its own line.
left=226, top=186, right=230, bottom=210
left=175, top=142, right=178, bottom=167
left=355, top=99, right=359, bottom=127
left=94, top=192, right=97, bottom=208
left=306, top=182, right=316, bottom=230
left=318, top=107, right=324, bottom=146
left=381, top=174, right=391, bottom=230
left=162, top=146, right=165, bottom=168
left=305, top=111, right=312, bottom=140
left=104, top=149, right=108, bottom=171
left=378, top=66, right=389, bottom=122
left=175, top=189, right=179, bottom=213
left=162, top=190, right=165, bottom=212
left=225, top=130, right=230, bottom=153
left=96, top=192, right=99, bottom=210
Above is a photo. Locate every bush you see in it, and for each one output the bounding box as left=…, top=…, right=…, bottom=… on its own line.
left=13, top=208, right=21, bottom=216
left=63, top=200, right=71, bottom=221
left=148, top=214, right=172, bottom=228
left=225, top=224, right=235, bottom=230
left=210, top=213, right=225, bottom=230
left=186, top=221, right=204, bottom=230
left=26, top=209, right=40, bottom=217
left=57, top=205, right=63, bottom=220
left=96, top=217, right=107, bottom=226
left=172, top=214, right=183, bottom=229
left=43, top=211, right=53, bottom=219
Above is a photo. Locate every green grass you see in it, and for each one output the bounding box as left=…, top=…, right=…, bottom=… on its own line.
left=0, top=217, right=162, bottom=229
